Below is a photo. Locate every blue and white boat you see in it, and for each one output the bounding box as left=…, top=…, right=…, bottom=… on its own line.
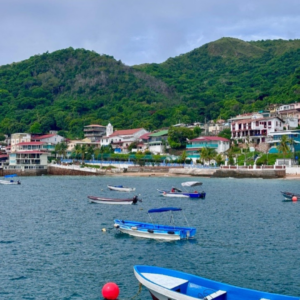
left=114, top=207, right=196, bottom=241
left=134, top=265, right=299, bottom=300
left=280, top=191, right=300, bottom=201
left=108, top=185, right=136, bottom=192
left=158, top=181, right=205, bottom=199
left=0, top=174, right=21, bottom=185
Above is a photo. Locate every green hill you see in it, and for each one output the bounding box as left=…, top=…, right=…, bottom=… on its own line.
left=1, top=38, right=300, bottom=137
left=0, top=48, right=180, bottom=137
left=135, top=37, right=300, bottom=120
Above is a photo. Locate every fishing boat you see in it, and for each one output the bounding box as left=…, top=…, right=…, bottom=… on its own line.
left=0, top=179, right=21, bottom=185
left=0, top=175, right=21, bottom=185
left=158, top=181, right=205, bottom=199
left=133, top=265, right=299, bottom=300
left=114, top=207, right=196, bottom=240
left=87, top=195, right=141, bottom=205
left=108, top=185, right=136, bottom=192
left=280, top=191, right=300, bottom=201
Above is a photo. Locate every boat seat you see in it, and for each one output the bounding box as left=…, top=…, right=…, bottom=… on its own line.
left=203, top=290, right=226, bottom=300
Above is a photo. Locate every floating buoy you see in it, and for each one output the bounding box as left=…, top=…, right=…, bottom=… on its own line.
left=292, top=196, right=298, bottom=201
left=102, top=282, right=120, bottom=300
left=102, top=228, right=106, bottom=232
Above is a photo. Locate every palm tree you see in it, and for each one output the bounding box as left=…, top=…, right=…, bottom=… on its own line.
left=277, top=135, right=291, bottom=165
left=80, top=144, right=87, bottom=162
left=74, top=144, right=81, bottom=160
left=200, top=147, right=217, bottom=165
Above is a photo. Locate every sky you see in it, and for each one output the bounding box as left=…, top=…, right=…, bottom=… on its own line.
left=1, top=0, right=300, bottom=66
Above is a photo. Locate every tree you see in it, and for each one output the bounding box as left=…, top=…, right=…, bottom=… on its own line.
left=218, top=128, right=231, bottom=140
left=277, top=135, right=290, bottom=164
left=167, top=126, right=196, bottom=149
left=215, top=154, right=224, bottom=166
left=29, top=122, right=42, bottom=134
left=200, top=147, right=217, bottom=165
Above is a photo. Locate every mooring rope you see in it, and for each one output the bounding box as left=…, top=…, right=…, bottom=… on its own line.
left=119, top=283, right=142, bottom=300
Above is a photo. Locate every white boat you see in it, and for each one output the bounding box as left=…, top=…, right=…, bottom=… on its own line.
left=134, top=265, right=299, bottom=300
left=157, top=181, right=205, bottom=199
left=87, top=195, right=141, bottom=205
left=114, top=207, right=196, bottom=241
left=108, top=185, right=136, bottom=192
left=0, top=179, right=21, bottom=185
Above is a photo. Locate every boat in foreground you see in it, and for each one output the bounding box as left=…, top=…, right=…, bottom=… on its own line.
left=108, top=185, right=136, bottom=192
left=87, top=195, right=141, bottom=205
left=0, top=179, right=21, bottom=185
left=280, top=191, right=300, bottom=201
left=158, top=181, right=205, bottom=199
left=134, top=265, right=299, bottom=300
left=114, top=207, right=196, bottom=240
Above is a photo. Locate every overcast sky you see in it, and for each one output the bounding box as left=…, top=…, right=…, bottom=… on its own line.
left=1, top=0, right=300, bottom=66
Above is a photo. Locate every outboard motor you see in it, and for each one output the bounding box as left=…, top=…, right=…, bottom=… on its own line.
left=133, top=196, right=138, bottom=204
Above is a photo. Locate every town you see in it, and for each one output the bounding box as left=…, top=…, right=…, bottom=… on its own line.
left=0, top=102, right=299, bottom=177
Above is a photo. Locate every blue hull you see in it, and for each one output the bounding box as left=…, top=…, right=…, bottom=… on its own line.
left=134, top=265, right=299, bottom=300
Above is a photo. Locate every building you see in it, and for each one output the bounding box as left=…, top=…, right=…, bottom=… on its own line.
left=83, top=124, right=107, bottom=142
left=231, top=116, right=284, bottom=144
left=10, top=133, right=31, bottom=152
left=275, top=102, right=300, bottom=128
left=267, top=129, right=300, bottom=154
left=186, top=136, right=230, bottom=162
left=147, top=130, right=169, bottom=154
left=101, top=127, right=148, bottom=153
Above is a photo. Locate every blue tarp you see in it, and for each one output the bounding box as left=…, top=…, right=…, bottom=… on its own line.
left=4, top=174, right=17, bottom=178
left=148, top=207, right=182, bottom=213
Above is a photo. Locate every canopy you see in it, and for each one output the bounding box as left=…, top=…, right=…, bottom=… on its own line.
left=4, top=174, right=17, bottom=178
left=148, top=207, right=182, bottom=213
left=181, top=181, right=202, bottom=187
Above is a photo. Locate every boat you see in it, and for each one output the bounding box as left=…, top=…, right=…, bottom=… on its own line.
left=114, top=207, right=196, bottom=240
left=107, top=185, right=136, bottom=192
left=0, top=175, right=21, bottom=185
left=87, top=195, right=141, bottom=205
left=158, top=181, right=205, bottom=199
left=133, top=265, right=299, bottom=300
left=280, top=191, right=300, bottom=201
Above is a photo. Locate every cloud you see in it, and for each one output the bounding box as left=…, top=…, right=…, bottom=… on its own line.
left=0, top=0, right=300, bottom=66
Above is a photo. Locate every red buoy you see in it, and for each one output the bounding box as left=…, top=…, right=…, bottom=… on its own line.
left=292, top=196, right=298, bottom=201
left=102, top=282, right=120, bottom=300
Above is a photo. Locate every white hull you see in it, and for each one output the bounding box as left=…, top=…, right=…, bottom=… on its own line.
left=89, top=199, right=133, bottom=205
left=162, top=193, right=189, bottom=198
left=0, top=180, right=20, bottom=185
left=108, top=185, right=135, bottom=192
left=118, top=227, right=181, bottom=241
left=134, top=270, right=190, bottom=300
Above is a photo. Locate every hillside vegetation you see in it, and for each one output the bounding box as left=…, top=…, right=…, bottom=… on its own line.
left=1, top=38, right=300, bottom=137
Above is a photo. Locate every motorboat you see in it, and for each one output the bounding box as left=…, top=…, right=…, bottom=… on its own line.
left=158, top=181, right=205, bottom=198
left=114, top=207, right=196, bottom=241
left=0, top=175, right=21, bottom=185
left=108, top=185, right=136, bottom=192
left=281, top=191, right=300, bottom=201
left=88, top=195, right=141, bottom=205
left=133, top=265, right=299, bottom=300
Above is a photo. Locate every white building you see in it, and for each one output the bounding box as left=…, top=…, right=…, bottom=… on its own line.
left=231, top=116, right=284, bottom=143
left=10, top=133, right=31, bottom=152
left=101, top=125, right=148, bottom=153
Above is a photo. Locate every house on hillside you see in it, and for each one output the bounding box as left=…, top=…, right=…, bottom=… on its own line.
left=83, top=124, right=106, bottom=142
left=147, top=130, right=169, bottom=154
left=267, top=129, right=300, bottom=154
left=274, top=102, right=300, bottom=128
left=186, top=136, right=230, bottom=162
left=231, top=116, right=284, bottom=144
left=101, top=125, right=148, bottom=153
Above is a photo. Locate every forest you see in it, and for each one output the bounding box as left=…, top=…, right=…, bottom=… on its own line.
left=0, top=37, right=300, bottom=138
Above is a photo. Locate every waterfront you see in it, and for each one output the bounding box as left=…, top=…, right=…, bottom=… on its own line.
left=1, top=176, right=299, bottom=299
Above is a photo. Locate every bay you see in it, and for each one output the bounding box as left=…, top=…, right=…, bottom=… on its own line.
left=0, top=176, right=299, bottom=299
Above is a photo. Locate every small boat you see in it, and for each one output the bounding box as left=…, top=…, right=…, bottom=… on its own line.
left=87, top=195, right=141, bottom=205
left=0, top=179, right=21, bottom=185
left=158, top=181, right=205, bottom=199
left=107, top=185, right=136, bottom=192
left=280, top=191, right=300, bottom=201
left=133, top=265, right=299, bottom=300
left=114, top=207, right=196, bottom=240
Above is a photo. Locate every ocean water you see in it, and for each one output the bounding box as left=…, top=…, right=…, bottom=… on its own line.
left=0, top=176, right=299, bottom=300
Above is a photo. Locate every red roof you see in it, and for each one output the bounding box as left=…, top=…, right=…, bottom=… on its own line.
left=33, top=134, right=56, bottom=140
left=0, top=155, right=8, bottom=158
left=190, top=136, right=230, bottom=142
left=109, top=128, right=144, bottom=137
left=139, top=132, right=151, bottom=140
left=15, top=142, right=45, bottom=146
